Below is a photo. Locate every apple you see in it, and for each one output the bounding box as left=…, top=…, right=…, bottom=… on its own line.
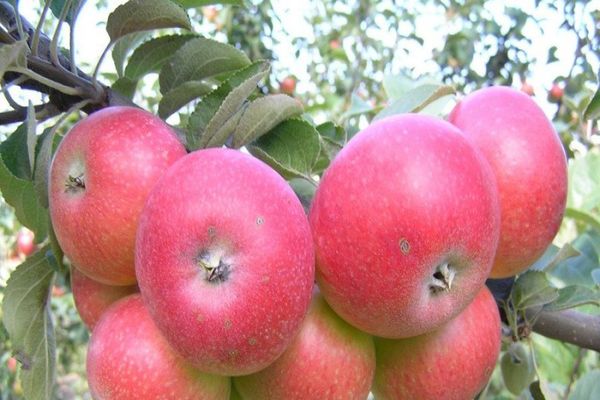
left=548, top=83, right=564, bottom=103
left=16, top=228, right=35, bottom=257
left=49, top=106, right=187, bottom=286
left=7, top=356, right=17, bottom=373
left=71, top=267, right=138, bottom=330
left=501, top=342, right=536, bottom=395
left=329, top=39, right=341, bottom=50
left=234, top=289, right=375, bottom=399
left=309, top=114, right=500, bottom=338
left=87, top=294, right=230, bottom=399
left=449, top=86, right=568, bottom=278
left=520, top=81, right=534, bottom=96
left=280, top=76, right=296, bottom=95
left=372, top=287, right=501, bottom=400
left=135, top=148, right=315, bottom=376
left=203, top=6, right=218, bottom=23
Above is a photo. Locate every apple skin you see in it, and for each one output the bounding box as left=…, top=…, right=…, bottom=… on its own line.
left=549, top=83, right=564, bottom=103
left=520, top=81, right=534, bottom=96
left=70, top=267, right=138, bottom=330
left=372, top=287, right=501, bottom=400
left=234, top=289, right=375, bottom=399
left=16, top=228, right=35, bottom=257
left=309, top=114, right=500, bottom=338
left=135, top=148, right=315, bottom=376
left=449, top=86, right=568, bottom=278
left=7, top=356, right=17, bottom=373
left=87, top=294, right=230, bottom=400
left=49, top=106, right=187, bottom=286
left=280, top=77, right=296, bottom=95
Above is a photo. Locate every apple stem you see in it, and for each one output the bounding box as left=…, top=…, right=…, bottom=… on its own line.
left=429, top=262, right=456, bottom=294
left=65, top=174, right=85, bottom=192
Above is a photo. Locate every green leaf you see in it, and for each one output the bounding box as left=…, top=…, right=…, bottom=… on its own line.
left=26, top=102, right=37, bottom=177
left=33, top=128, right=56, bottom=209
left=313, top=122, right=345, bottom=174
left=544, top=285, right=600, bottom=312
left=232, top=94, right=303, bottom=148
left=158, top=81, right=214, bottom=119
left=247, top=118, right=321, bottom=181
left=2, top=246, right=56, bottom=400
left=0, top=126, right=49, bottom=237
left=1, top=124, right=32, bottom=180
left=174, top=0, right=244, bottom=7
left=0, top=40, right=29, bottom=77
left=112, top=32, right=149, bottom=78
left=289, top=178, right=316, bottom=212
left=567, top=151, right=600, bottom=214
left=570, top=370, right=600, bottom=400
left=529, top=381, right=548, bottom=400
left=187, top=61, right=269, bottom=149
left=542, top=243, right=581, bottom=273
left=374, top=84, right=456, bottom=121
left=511, top=271, right=559, bottom=310
left=159, top=37, right=251, bottom=94
left=125, top=34, right=195, bottom=81
left=532, top=334, right=580, bottom=384
left=342, top=94, right=374, bottom=119
left=111, top=77, right=138, bottom=100
left=583, top=85, right=600, bottom=121
left=106, top=0, right=191, bottom=43
left=551, top=232, right=600, bottom=288
left=592, top=269, right=600, bottom=286
left=382, top=73, right=417, bottom=100
left=49, top=0, right=84, bottom=25
left=565, top=208, right=600, bottom=233
left=316, top=121, right=345, bottom=144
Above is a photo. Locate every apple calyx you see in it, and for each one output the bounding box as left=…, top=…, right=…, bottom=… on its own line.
left=429, top=262, right=456, bottom=294
left=197, top=250, right=231, bottom=284
left=65, top=174, right=85, bottom=192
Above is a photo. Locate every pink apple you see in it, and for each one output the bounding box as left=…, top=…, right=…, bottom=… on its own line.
left=135, top=148, right=315, bottom=376
left=49, top=106, right=187, bottom=285
left=309, top=114, right=500, bottom=338
left=449, top=86, right=568, bottom=278
left=372, top=286, right=501, bottom=400
left=71, top=267, right=138, bottom=330
left=234, top=289, right=375, bottom=399
left=16, top=228, right=35, bottom=257
left=87, top=294, right=230, bottom=399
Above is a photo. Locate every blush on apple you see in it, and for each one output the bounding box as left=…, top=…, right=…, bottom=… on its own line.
left=49, top=106, right=187, bottom=286
left=71, top=267, right=138, bottom=330
left=87, top=294, right=230, bottom=399
left=309, top=114, right=500, bottom=338
left=449, top=86, right=568, bottom=278
left=234, top=289, right=375, bottom=399
left=135, top=148, right=315, bottom=376
left=16, top=228, right=35, bottom=257
left=372, top=287, right=501, bottom=400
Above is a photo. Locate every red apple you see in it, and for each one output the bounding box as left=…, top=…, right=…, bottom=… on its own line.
left=16, top=228, right=35, bottom=257
left=329, top=39, right=341, bottom=50
left=548, top=83, right=564, bottom=103
left=520, top=81, right=534, bottom=96
left=71, top=267, right=138, bottom=330
left=449, top=86, right=567, bottom=278
left=7, top=356, right=17, bottom=373
left=280, top=77, right=296, bottom=95
left=135, top=148, right=315, bottom=376
left=203, top=6, right=218, bottom=23
left=87, top=294, right=230, bottom=399
left=372, top=287, right=501, bottom=400
left=234, top=289, right=375, bottom=399
left=309, top=114, right=500, bottom=338
left=49, top=106, right=187, bottom=285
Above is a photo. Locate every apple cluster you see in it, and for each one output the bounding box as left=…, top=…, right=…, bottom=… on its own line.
left=48, top=85, right=567, bottom=399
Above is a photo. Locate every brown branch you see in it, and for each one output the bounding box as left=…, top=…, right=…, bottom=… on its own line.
left=528, top=309, right=600, bottom=353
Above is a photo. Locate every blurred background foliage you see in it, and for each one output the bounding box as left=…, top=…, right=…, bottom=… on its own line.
left=1, top=0, right=599, bottom=399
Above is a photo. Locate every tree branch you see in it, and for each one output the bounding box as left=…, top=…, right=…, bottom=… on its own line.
left=528, top=309, right=600, bottom=353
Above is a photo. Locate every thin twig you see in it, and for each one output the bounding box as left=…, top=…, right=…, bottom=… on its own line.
left=31, top=0, right=52, bottom=56
left=50, top=0, right=74, bottom=72
left=563, top=349, right=585, bottom=400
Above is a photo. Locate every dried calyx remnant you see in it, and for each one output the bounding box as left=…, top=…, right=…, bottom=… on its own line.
left=197, top=250, right=231, bottom=284
left=65, top=174, right=85, bottom=192
left=429, top=262, right=456, bottom=294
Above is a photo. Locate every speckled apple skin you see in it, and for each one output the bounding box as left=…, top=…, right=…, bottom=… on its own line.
left=49, top=107, right=187, bottom=285
left=309, top=114, right=500, bottom=339
left=372, top=287, right=501, bottom=400
left=135, top=148, right=315, bottom=376
left=87, top=295, right=230, bottom=400
left=449, top=87, right=567, bottom=278
left=71, top=267, right=137, bottom=330
left=234, top=290, right=375, bottom=399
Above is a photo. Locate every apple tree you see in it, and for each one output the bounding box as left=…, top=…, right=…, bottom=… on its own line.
left=0, top=0, right=600, bottom=399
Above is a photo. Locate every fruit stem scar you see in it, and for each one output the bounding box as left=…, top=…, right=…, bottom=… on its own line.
left=65, top=174, right=85, bottom=192
left=429, top=262, right=456, bottom=294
